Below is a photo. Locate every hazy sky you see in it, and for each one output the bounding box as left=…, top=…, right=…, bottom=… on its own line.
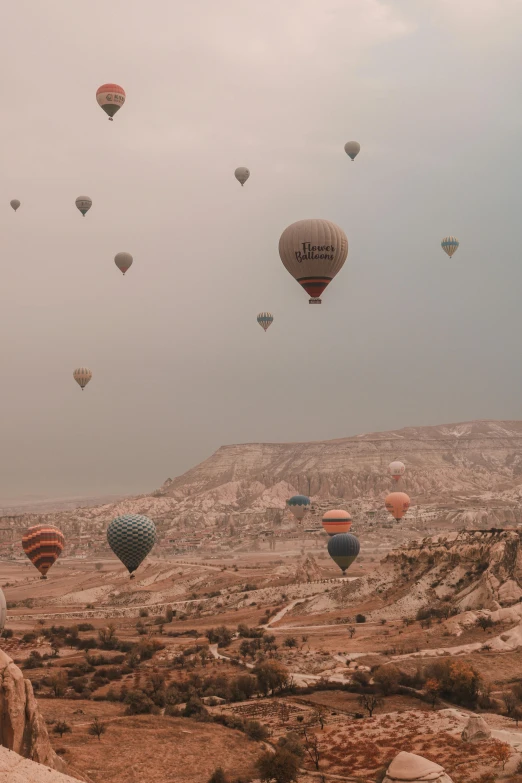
left=2, top=0, right=522, bottom=500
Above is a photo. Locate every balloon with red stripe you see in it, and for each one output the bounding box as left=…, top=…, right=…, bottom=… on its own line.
left=22, top=524, right=65, bottom=579
left=322, top=509, right=352, bottom=536
left=96, top=84, right=126, bottom=121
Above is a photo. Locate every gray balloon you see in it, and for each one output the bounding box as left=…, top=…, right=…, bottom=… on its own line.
left=234, top=167, right=250, bottom=186
left=344, top=141, right=360, bottom=161
left=114, top=252, right=133, bottom=275
left=10, top=200, right=20, bottom=211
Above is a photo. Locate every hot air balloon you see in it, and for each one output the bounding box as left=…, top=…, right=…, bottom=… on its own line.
left=279, top=219, right=348, bottom=303
left=234, top=167, right=250, bottom=186
left=10, top=200, right=20, bottom=212
left=322, top=510, right=352, bottom=536
left=114, top=252, right=133, bottom=275
left=344, top=141, right=360, bottom=161
left=385, top=492, right=410, bottom=522
left=107, top=514, right=156, bottom=578
left=389, top=461, right=405, bottom=482
left=287, top=495, right=310, bottom=522
left=22, top=524, right=65, bottom=579
left=257, top=312, right=273, bottom=332
left=75, top=196, right=92, bottom=216
left=96, top=84, right=126, bottom=121
left=0, top=588, right=6, bottom=634
left=441, top=237, right=459, bottom=258
left=73, top=368, right=92, bottom=390
left=327, top=532, right=360, bottom=574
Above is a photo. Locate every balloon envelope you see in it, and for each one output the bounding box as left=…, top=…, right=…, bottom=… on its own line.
left=10, top=200, right=20, bottom=211
left=75, top=196, right=92, bottom=216
left=73, top=368, right=92, bottom=390
left=279, top=219, right=348, bottom=303
left=327, top=533, right=360, bottom=573
left=0, top=589, right=6, bottom=633
left=389, top=461, right=406, bottom=481
left=441, top=236, right=459, bottom=258
left=385, top=492, right=411, bottom=521
left=287, top=495, right=310, bottom=521
left=257, top=312, right=273, bottom=331
left=115, top=252, right=133, bottom=275
left=22, top=524, right=65, bottom=578
left=234, top=167, right=250, bottom=186
left=96, top=83, right=126, bottom=120
left=107, top=514, right=156, bottom=575
left=344, top=141, right=360, bottom=161
left=322, top=510, right=352, bottom=536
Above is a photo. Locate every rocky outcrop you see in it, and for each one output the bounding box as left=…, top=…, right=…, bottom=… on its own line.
left=461, top=715, right=492, bottom=743
left=384, top=751, right=454, bottom=783
left=0, top=746, right=80, bottom=783
left=294, top=555, right=322, bottom=583
left=0, top=649, right=71, bottom=776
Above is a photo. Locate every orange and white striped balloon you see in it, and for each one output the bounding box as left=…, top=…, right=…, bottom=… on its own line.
left=96, top=84, right=126, bottom=121
left=385, top=492, right=410, bottom=522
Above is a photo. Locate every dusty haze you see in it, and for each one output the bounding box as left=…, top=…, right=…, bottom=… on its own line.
left=1, top=0, right=522, bottom=499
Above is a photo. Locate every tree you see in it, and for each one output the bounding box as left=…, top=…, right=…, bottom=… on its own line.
left=98, top=623, right=117, bottom=649
left=245, top=720, right=270, bottom=741
left=490, top=740, right=511, bottom=770
left=87, top=717, right=107, bottom=741
left=355, top=614, right=366, bottom=623
left=425, top=678, right=441, bottom=709
left=302, top=726, right=321, bottom=770
left=95, top=562, right=103, bottom=571
left=503, top=690, right=520, bottom=719
left=53, top=721, right=71, bottom=738
left=277, top=733, right=304, bottom=761
left=255, top=747, right=300, bottom=783
left=254, top=660, right=289, bottom=696
left=512, top=706, right=522, bottom=727
left=283, top=637, right=297, bottom=648
left=48, top=671, right=68, bottom=698
left=207, top=768, right=228, bottom=783
left=357, top=693, right=383, bottom=717
left=313, top=705, right=327, bottom=729
left=374, top=665, right=400, bottom=696
left=477, top=616, right=493, bottom=631
left=347, top=626, right=356, bottom=638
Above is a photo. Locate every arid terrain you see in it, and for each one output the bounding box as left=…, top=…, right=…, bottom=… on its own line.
left=2, top=421, right=522, bottom=782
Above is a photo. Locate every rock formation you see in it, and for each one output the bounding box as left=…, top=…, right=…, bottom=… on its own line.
left=384, top=751, right=454, bottom=783
left=0, top=649, right=79, bottom=778
left=461, top=715, right=492, bottom=743
left=294, top=555, right=322, bottom=583
left=0, top=746, right=80, bottom=783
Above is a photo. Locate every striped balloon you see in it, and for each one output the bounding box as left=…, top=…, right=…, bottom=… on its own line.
left=73, top=367, right=92, bottom=390
left=96, top=83, right=126, bottom=121
left=22, top=524, right=65, bottom=578
left=322, top=510, right=352, bottom=536
left=75, top=196, right=92, bottom=216
left=107, top=514, right=156, bottom=577
left=385, top=492, right=411, bottom=522
left=257, top=312, right=274, bottom=332
left=441, top=236, right=459, bottom=258
left=327, top=533, right=360, bottom=574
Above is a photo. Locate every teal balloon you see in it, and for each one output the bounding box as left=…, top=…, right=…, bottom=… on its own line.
left=287, top=495, right=310, bottom=521
left=107, top=514, right=156, bottom=576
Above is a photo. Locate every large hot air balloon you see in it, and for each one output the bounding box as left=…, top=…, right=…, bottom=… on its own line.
left=107, top=514, right=156, bottom=578
left=327, top=533, right=360, bottom=574
left=441, top=237, right=459, bottom=258
left=279, top=219, right=348, bottom=303
left=73, top=368, right=92, bottom=390
left=235, top=167, right=250, bottom=186
left=322, top=510, right=352, bottom=536
left=385, top=492, right=410, bottom=522
left=75, top=196, right=92, bottom=216
left=257, top=312, right=273, bottom=332
left=114, top=252, right=133, bottom=275
left=0, top=588, right=6, bottom=634
left=96, top=84, right=126, bottom=121
left=10, top=200, right=20, bottom=212
left=344, top=141, right=360, bottom=161
left=389, top=461, right=405, bottom=482
left=286, top=495, right=310, bottom=522
left=22, top=524, right=65, bottom=579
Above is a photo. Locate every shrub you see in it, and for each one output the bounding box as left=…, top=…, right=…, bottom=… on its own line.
left=255, top=747, right=299, bottom=783
left=244, top=720, right=270, bottom=741
left=1, top=628, right=13, bottom=639
left=355, top=614, right=366, bottom=623
left=53, top=721, right=71, bottom=738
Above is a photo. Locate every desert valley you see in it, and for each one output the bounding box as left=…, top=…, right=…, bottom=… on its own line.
left=2, top=421, right=522, bottom=783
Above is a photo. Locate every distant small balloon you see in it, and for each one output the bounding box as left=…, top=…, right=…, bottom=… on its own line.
left=0, top=588, right=6, bottom=634
left=73, top=367, right=92, bottom=391
left=235, top=167, right=250, bottom=186
left=114, top=252, right=133, bottom=275
left=322, top=510, right=352, bottom=536
left=75, top=196, right=92, bottom=216
left=344, top=141, right=360, bottom=161
left=389, top=461, right=405, bottom=482
left=96, top=83, right=126, bottom=121
left=287, top=495, right=310, bottom=522
left=257, top=312, right=274, bottom=332
left=385, top=492, right=410, bottom=522
left=10, top=200, right=20, bottom=212
left=441, top=237, right=459, bottom=258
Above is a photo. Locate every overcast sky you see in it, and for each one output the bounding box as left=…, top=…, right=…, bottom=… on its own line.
left=1, top=0, right=522, bottom=500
